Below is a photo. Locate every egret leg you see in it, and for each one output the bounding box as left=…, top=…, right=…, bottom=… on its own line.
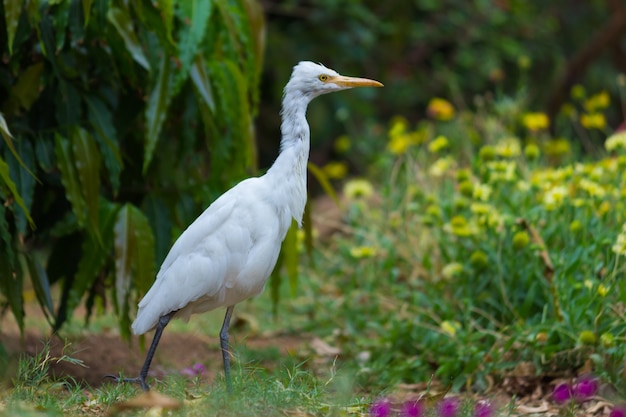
left=106, top=311, right=175, bottom=391
left=220, top=305, right=235, bottom=394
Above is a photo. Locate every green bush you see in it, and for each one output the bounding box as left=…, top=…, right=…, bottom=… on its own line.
left=0, top=0, right=264, bottom=338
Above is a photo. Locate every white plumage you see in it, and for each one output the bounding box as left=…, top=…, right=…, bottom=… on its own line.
left=114, top=61, right=382, bottom=392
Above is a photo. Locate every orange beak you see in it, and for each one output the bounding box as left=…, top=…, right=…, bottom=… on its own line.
left=328, top=75, right=384, bottom=88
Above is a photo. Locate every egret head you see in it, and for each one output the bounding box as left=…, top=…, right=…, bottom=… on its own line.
left=286, top=61, right=383, bottom=99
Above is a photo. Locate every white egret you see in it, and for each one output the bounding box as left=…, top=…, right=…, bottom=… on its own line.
left=111, top=61, right=382, bottom=392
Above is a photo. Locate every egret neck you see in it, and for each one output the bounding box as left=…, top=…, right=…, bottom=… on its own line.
left=265, top=91, right=312, bottom=227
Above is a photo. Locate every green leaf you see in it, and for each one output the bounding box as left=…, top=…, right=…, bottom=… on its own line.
left=55, top=133, right=86, bottom=227
left=4, top=0, right=23, bottom=55
left=172, top=0, right=213, bottom=96
left=8, top=62, right=43, bottom=111
left=5, top=140, right=36, bottom=234
left=71, top=127, right=101, bottom=239
left=190, top=56, right=216, bottom=112
left=64, top=200, right=120, bottom=328
left=156, top=0, right=174, bottom=44
left=85, top=95, right=122, bottom=195
left=143, top=195, right=172, bottom=266
left=0, top=113, right=37, bottom=180
left=82, top=0, right=94, bottom=27
left=107, top=6, right=150, bottom=71
left=143, top=55, right=173, bottom=173
left=0, top=156, right=34, bottom=228
left=25, top=254, right=54, bottom=326
left=114, top=204, right=155, bottom=338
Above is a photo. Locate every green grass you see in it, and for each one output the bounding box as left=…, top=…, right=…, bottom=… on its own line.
left=3, top=90, right=626, bottom=416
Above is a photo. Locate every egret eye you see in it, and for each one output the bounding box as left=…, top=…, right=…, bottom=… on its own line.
left=319, top=74, right=329, bottom=82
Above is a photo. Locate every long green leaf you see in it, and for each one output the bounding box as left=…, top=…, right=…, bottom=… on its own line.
left=0, top=156, right=34, bottom=228
left=71, top=127, right=101, bottom=239
left=156, top=0, right=174, bottom=44
left=25, top=254, right=54, bottom=326
left=143, top=195, right=172, bottom=266
left=114, top=204, right=155, bottom=338
left=55, top=133, right=86, bottom=227
left=172, top=0, right=212, bottom=96
left=85, top=95, right=122, bottom=195
left=82, top=0, right=94, bottom=27
left=5, top=140, right=36, bottom=234
left=4, top=0, right=22, bottom=55
left=65, top=200, right=120, bottom=328
left=0, top=113, right=37, bottom=180
left=143, top=55, right=172, bottom=173
left=107, top=6, right=150, bottom=71
left=190, top=56, right=216, bottom=112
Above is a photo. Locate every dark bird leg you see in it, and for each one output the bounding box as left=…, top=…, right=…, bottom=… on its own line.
left=105, top=311, right=175, bottom=391
left=220, top=305, right=235, bottom=394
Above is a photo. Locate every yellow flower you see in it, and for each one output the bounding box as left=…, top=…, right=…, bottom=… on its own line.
left=472, top=183, right=492, bottom=201
left=427, top=98, right=455, bottom=121
left=605, top=131, right=626, bottom=152
left=349, top=246, right=377, bottom=259
left=343, top=178, right=374, bottom=199
left=584, top=91, right=610, bottom=112
left=486, top=160, right=517, bottom=182
left=428, top=135, right=449, bottom=153
left=542, top=185, right=569, bottom=210
left=580, top=113, right=606, bottom=130
left=470, top=202, right=503, bottom=229
left=429, top=157, right=455, bottom=177
left=522, top=112, right=549, bottom=131
left=440, top=320, right=461, bottom=337
left=444, top=215, right=476, bottom=237
left=597, top=284, right=609, bottom=297
left=388, top=134, right=411, bottom=155
left=322, top=161, right=348, bottom=180
left=544, top=138, right=571, bottom=157
left=578, top=178, right=606, bottom=198
left=524, top=143, right=540, bottom=160
left=442, top=262, right=463, bottom=279
left=512, top=231, right=530, bottom=250
left=495, top=137, right=521, bottom=158
left=612, top=224, right=626, bottom=256
left=388, top=116, right=408, bottom=138
left=333, top=135, right=351, bottom=153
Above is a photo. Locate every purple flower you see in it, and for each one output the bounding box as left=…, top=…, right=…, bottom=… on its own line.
left=552, top=383, right=572, bottom=403
left=370, top=398, right=392, bottom=417
left=192, top=363, right=206, bottom=375
left=473, top=400, right=493, bottom=417
left=610, top=405, right=626, bottom=417
left=401, top=400, right=425, bottom=417
left=437, top=397, right=460, bottom=417
left=572, top=376, right=598, bottom=401
left=180, top=362, right=206, bottom=377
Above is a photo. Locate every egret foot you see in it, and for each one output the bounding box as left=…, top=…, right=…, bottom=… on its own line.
left=107, top=311, right=175, bottom=392
left=104, top=374, right=150, bottom=391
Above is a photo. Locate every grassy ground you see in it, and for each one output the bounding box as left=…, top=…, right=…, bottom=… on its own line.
left=2, top=91, right=626, bottom=416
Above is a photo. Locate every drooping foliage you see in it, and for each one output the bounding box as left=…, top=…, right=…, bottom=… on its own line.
left=0, top=0, right=265, bottom=339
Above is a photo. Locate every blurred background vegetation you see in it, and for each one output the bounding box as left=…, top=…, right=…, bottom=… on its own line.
left=1, top=0, right=626, bottom=403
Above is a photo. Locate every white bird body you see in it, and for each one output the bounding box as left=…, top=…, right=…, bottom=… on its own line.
left=115, top=61, right=382, bottom=392
left=132, top=175, right=294, bottom=334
